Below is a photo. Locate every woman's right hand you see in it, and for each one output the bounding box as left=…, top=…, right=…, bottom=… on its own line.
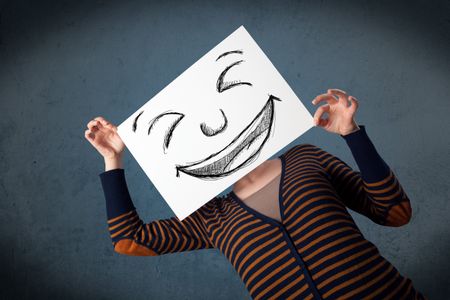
left=84, top=116, right=125, bottom=160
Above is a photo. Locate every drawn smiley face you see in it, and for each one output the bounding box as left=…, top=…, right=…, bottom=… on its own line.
left=132, top=49, right=282, bottom=180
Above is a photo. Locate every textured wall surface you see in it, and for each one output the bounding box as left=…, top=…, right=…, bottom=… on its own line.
left=1, top=0, right=449, bottom=299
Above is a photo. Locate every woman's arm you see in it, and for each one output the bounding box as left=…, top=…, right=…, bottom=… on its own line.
left=309, top=126, right=412, bottom=227
left=310, top=89, right=412, bottom=227
left=99, top=160, right=214, bottom=256
left=85, top=116, right=215, bottom=256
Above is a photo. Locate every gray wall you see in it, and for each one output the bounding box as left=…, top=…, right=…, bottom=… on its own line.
left=1, top=0, right=449, bottom=299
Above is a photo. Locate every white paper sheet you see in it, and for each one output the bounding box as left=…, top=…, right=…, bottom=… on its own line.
left=117, top=25, right=314, bottom=220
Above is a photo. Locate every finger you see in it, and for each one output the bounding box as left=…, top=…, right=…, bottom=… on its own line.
left=93, top=116, right=107, bottom=123
left=348, top=96, right=359, bottom=113
left=87, top=120, right=101, bottom=132
left=85, top=129, right=95, bottom=142
left=312, top=93, right=337, bottom=106
left=328, top=88, right=348, bottom=96
left=313, top=104, right=330, bottom=126
left=328, top=89, right=349, bottom=106
left=94, top=117, right=115, bottom=129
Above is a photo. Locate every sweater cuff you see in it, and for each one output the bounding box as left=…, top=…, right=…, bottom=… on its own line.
left=340, top=125, right=391, bottom=183
left=99, top=169, right=136, bottom=220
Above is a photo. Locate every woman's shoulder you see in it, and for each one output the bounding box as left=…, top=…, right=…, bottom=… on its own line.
left=197, top=193, right=233, bottom=216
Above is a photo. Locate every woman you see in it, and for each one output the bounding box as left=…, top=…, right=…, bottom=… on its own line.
left=85, top=89, right=426, bottom=299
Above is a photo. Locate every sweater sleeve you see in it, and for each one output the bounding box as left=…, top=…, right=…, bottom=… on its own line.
left=311, top=125, right=412, bottom=227
left=99, top=169, right=215, bottom=256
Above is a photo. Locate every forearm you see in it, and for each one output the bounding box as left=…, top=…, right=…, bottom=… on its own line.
left=339, top=126, right=411, bottom=226
left=101, top=155, right=131, bottom=220
left=316, top=126, right=411, bottom=226
left=99, top=166, right=135, bottom=220
left=340, top=125, right=390, bottom=182
left=104, top=155, right=124, bottom=172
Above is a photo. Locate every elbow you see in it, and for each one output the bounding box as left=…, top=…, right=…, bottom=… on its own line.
left=403, top=202, right=412, bottom=225
left=113, top=239, right=132, bottom=255
left=391, top=213, right=411, bottom=227
left=385, top=200, right=412, bottom=227
left=113, top=239, right=159, bottom=256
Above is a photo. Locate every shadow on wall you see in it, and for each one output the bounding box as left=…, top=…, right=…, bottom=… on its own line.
left=408, top=228, right=450, bottom=298
left=0, top=241, right=101, bottom=299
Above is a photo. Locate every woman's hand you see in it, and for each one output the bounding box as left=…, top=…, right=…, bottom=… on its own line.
left=84, top=116, right=125, bottom=160
left=312, top=89, right=361, bottom=136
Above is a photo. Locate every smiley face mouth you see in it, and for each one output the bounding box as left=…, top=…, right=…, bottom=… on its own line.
left=175, top=95, right=281, bottom=180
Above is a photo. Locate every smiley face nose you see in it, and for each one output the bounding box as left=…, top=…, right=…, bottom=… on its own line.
left=200, top=108, right=228, bottom=137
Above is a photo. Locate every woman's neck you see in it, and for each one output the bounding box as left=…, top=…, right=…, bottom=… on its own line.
left=233, top=159, right=278, bottom=191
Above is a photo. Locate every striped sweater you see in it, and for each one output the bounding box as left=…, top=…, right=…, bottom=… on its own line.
left=99, top=125, right=426, bottom=300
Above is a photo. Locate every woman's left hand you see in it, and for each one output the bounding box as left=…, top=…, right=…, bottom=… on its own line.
left=312, top=88, right=361, bottom=136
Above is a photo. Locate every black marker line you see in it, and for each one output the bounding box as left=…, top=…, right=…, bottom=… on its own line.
left=147, top=111, right=185, bottom=153
left=132, top=110, right=144, bottom=132
left=175, top=94, right=281, bottom=179
left=216, top=60, right=252, bottom=93
left=162, top=114, right=185, bottom=153
left=216, top=49, right=243, bottom=61
left=200, top=108, right=228, bottom=137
